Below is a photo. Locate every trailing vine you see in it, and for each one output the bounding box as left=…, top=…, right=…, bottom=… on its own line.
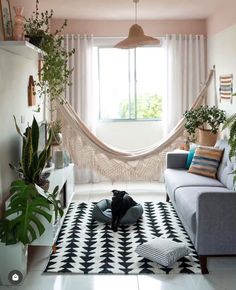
left=24, top=0, right=75, bottom=110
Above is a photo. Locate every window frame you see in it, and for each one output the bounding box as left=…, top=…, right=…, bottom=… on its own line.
left=97, top=45, right=163, bottom=122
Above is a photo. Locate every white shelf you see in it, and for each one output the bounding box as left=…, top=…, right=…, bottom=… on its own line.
left=0, top=40, right=42, bottom=59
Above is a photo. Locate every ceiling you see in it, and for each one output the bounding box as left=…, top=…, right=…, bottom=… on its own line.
left=21, top=0, right=225, bottom=20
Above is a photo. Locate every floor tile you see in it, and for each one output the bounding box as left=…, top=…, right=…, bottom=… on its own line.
left=14, top=272, right=139, bottom=290
left=138, top=275, right=198, bottom=290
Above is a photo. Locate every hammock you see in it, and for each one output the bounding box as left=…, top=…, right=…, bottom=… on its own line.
left=58, top=69, right=214, bottom=182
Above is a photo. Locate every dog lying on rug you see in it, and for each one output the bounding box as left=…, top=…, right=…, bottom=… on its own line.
left=111, top=190, right=137, bottom=232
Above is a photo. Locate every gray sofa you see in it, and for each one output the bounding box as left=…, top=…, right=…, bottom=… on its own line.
left=164, top=139, right=236, bottom=274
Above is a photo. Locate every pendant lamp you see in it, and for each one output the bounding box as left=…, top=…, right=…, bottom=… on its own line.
left=114, top=0, right=160, bottom=49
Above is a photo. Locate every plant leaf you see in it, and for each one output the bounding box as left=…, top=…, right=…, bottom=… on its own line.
left=5, top=180, right=53, bottom=245
left=31, top=117, right=39, bottom=153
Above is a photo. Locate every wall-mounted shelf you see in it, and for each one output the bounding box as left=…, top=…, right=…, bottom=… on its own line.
left=0, top=40, right=42, bottom=60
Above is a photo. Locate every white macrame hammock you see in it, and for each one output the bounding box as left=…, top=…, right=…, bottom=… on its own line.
left=57, top=69, right=214, bottom=182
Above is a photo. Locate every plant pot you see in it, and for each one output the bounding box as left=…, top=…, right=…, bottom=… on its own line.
left=26, top=35, right=44, bottom=47
left=198, top=129, right=218, bottom=146
left=0, top=242, right=28, bottom=286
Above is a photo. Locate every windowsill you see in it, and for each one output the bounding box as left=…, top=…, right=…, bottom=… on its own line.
left=98, top=119, right=162, bottom=123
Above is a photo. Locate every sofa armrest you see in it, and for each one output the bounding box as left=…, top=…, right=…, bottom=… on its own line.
left=196, top=191, right=236, bottom=255
left=166, top=152, right=188, bottom=169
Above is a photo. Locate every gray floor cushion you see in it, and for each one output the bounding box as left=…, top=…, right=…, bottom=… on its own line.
left=92, top=199, right=143, bottom=225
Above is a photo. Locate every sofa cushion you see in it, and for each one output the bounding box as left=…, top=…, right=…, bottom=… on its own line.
left=188, top=146, right=223, bottom=179
left=185, top=147, right=196, bottom=169
left=174, top=186, right=232, bottom=235
left=164, top=169, right=224, bottom=201
left=215, top=139, right=236, bottom=190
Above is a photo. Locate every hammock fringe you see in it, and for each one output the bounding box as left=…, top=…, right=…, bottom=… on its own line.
left=58, top=69, right=214, bottom=181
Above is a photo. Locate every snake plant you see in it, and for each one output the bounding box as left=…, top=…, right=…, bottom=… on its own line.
left=0, top=117, right=63, bottom=245
left=9, top=116, right=52, bottom=188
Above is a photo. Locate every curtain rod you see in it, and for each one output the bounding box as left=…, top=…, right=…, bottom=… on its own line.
left=63, top=34, right=207, bottom=40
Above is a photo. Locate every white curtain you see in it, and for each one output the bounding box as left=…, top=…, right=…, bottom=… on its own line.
left=63, top=34, right=96, bottom=132
left=63, top=34, right=99, bottom=183
left=163, top=34, right=206, bottom=134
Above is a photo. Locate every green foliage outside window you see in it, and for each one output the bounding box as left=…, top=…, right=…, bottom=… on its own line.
left=119, top=94, right=162, bottom=120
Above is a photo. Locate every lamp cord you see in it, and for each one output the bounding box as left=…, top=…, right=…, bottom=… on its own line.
left=134, top=0, right=139, bottom=24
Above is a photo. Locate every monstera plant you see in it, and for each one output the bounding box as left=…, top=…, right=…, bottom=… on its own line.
left=0, top=117, right=63, bottom=245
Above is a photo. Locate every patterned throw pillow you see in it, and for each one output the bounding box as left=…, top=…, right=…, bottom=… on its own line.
left=135, top=238, right=190, bottom=267
left=188, top=146, right=224, bottom=178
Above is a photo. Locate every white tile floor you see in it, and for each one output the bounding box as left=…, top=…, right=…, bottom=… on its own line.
left=1, top=182, right=236, bottom=290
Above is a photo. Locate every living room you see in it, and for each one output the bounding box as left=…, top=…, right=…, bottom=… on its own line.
left=0, top=0, right=236, bottom=289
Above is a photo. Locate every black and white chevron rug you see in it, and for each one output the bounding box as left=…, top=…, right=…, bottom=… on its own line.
left=44, top=202, right=201, bottom=274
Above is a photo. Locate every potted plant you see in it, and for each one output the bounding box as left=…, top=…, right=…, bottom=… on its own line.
left=184, top=105, right=226, bottom=146
left=50, top=120, right=63, bottom=146
left=24, top=0, right=75, bottom=110
left=0, top=117, right=63, bottom=285
left=223, top=113, right=236, bottom=184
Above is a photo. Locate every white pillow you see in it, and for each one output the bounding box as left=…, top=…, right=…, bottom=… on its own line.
left=135, top=237, right=191, bottom=267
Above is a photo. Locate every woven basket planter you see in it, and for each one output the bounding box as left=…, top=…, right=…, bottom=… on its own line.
left=198, top=128, right=218, bottom=146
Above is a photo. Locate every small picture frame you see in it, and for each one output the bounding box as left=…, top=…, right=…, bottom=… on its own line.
left=0, top=0, right=13, bottom=40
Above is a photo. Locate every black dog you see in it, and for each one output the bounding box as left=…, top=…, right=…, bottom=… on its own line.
left=111, top=190, right=137, bottom=232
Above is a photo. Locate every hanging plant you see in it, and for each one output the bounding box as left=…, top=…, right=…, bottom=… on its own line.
left=24, top=0, right=75, bottom=110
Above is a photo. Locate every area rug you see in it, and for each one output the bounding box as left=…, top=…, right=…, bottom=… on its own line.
left=44, top=202, right=201, bottom=274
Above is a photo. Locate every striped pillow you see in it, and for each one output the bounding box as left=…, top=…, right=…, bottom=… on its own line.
left=188, top=146, right=224, bottom=178
left=135, top=237, right=190, bottom=267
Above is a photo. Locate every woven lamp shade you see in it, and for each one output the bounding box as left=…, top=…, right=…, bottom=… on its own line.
left=115, top=24, right=160, bottom=49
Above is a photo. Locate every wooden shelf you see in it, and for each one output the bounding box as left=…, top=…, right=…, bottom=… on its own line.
left=0, top=40, right=42, bottom=59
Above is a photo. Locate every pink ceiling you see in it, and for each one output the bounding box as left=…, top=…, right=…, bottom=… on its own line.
left=15, top=0, right=224, bottom=20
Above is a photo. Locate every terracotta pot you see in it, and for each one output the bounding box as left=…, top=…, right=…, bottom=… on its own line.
left=198, top=129, right=218, bottom=146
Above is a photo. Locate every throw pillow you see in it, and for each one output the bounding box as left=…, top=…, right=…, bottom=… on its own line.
left=188, top=146, right=224, bottom=178
left=185, top=147, right=196, bottom=169
left=135, top=237, right=190, bottom=267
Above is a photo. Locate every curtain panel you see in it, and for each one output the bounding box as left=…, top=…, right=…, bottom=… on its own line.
left=163, top=34, right=206, bottom=134
left=63, top=34, right=96, bottom=132
left=63, top=34, right=101, bottom=183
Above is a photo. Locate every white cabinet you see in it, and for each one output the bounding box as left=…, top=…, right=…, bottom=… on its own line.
left=31, top=163, right=75, bottom=246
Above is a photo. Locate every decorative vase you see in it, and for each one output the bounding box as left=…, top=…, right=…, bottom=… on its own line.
left=54, top=150, right=64, bottom=169
left=13, top=7, right=25, bottom=41
left=198, top=128, right=218, bottom=146
left=52, top=133, right=63, bottom=146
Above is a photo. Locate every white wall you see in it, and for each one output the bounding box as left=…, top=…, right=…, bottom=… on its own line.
left=0, top=48, right=44, bottom=211
left=207, top=24, right=236, bottom=117
left=96, top=121, right=163, bottom=151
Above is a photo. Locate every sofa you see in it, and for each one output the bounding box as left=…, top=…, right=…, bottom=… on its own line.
left=164, top=139, right=236, bottom=274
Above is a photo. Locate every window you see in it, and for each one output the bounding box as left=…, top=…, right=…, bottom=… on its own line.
left=97, top=46, right=164, bottom=121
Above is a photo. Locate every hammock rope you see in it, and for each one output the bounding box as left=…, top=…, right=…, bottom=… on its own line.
left=58, top=68, right=214, bottom=181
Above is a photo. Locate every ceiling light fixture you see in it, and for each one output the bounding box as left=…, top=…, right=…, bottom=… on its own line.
left=114, top=0, right=160, bottom=49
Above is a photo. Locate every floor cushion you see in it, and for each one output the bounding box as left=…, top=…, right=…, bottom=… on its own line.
left=93, top=199, right=143, bottom=225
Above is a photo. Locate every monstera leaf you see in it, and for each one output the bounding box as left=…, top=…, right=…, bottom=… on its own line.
left=4, top=180, right=52, bottom=245
left=0, top=219, right=18, bottom=245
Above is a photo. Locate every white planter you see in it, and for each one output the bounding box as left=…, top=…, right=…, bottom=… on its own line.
left=0, top=242, right=28, bottom=286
